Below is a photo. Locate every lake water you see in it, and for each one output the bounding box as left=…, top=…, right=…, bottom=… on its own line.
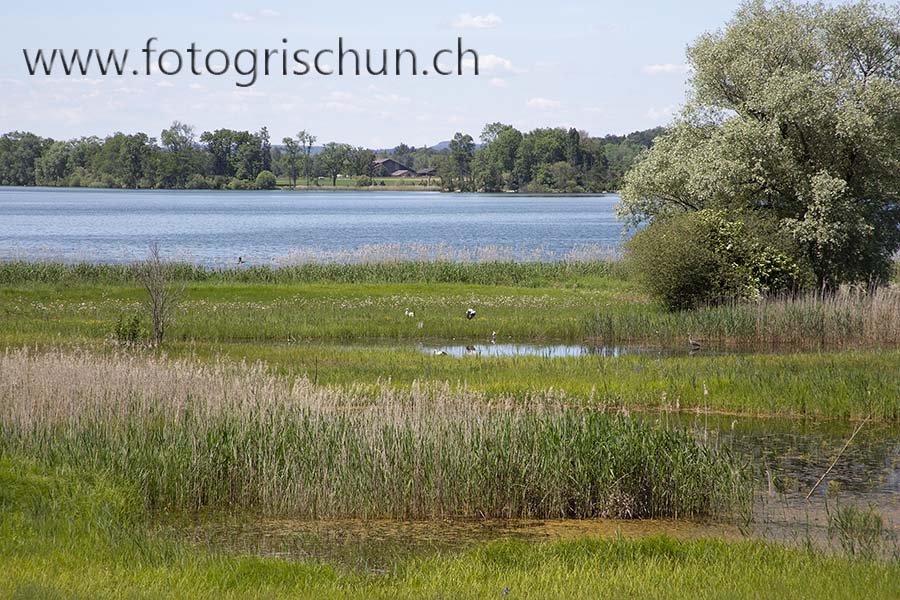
left=0, top=187, right=626, bottom=266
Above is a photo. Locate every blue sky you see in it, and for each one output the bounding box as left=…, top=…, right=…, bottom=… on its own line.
left=0, top=1, right=745, bottom=147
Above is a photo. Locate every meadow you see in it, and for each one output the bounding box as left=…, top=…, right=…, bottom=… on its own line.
left=2, top=258, right=900, bottom=597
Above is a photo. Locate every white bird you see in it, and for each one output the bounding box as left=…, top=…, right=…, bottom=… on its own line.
left=405, top=309, right=415, bottom=318
left=466, top=308, right=477, bottom=320
left=433, top=350, right=448, bottom=356
left=689, top=335, right=702, bottom=350
left=491, top=331, right=497, bottom=344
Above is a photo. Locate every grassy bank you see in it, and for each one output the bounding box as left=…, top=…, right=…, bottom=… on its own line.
left=170, top=344, right=900, bottom=421
left=3, top=459, right=899, bottom=600
left=3, top=261, right=900, bottom=349
left=0, top=349, right=750, bottom=520
left=3, top=261, right=900, bottom=420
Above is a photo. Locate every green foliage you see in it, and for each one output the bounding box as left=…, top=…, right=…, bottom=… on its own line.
left=227, top=177, right=254, bottom=190
left=318, top=142, right=352, bottom=186
left=113, top=313, right=144, bottom=344
left=2, top=457, right=897, bottom=600
left=357, top=175, right=374, bottom=187
left=828, top=504, right=885, bottom=559
left=254, top=170, right=277, bottom=190
left=185, top=173, right=211, bottom=190
left=626, top=210, right=801, bottom=310
left=621, top=0, right=900, bottom=286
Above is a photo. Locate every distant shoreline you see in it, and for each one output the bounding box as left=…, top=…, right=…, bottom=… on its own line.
left=0, top=184, right=619, bottom=197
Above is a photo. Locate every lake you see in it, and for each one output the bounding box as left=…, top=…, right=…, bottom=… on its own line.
left=0, top=187, right=626, bottom=266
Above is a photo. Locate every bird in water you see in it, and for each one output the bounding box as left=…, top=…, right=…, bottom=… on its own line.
left=237, top=256, right=245, bottom=265
left=689, top=335, right=702, bottom=354
left=466, top=308, right=477, bottom=320
left=433, top=350, right=448, bottom=356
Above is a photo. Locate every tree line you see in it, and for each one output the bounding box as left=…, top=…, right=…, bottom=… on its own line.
left=0, top=123, right=662, bottom=193
left=622, top=0, right=900, bottom=295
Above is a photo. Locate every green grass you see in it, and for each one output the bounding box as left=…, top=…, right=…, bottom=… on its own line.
left=3, top=458, right=899, bottom=600
left=0, top=349, right=751, bottom=520
left=3, top=261, right=900, bottom=420
left=168, top=344, right=900, bottom=421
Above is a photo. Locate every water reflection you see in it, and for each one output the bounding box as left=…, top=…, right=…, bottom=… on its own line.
left=421, top=343, right=694, bottom=358
left=172, top=415, right=900, bottom=567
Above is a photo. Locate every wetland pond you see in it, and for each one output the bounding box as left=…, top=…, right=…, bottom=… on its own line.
left=172, top=413, right=900, bottom=570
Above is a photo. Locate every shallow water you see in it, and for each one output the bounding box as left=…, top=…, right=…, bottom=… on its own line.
left=0, top=187, right=625, bottom=266
left=176, top=414, right=900, bottom=568
left=420, top=343, right=731, bottom=358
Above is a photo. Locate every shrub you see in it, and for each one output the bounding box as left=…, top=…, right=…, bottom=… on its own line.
left=185, top=174, right=210, bottom=190
left=255, top=170, right=277, bottom=190
left=626, top=210, right=802, bottom=310
left=113, top=313, right=144, bottom=344
left=357, top=175, right=374, bottom=187
left=227, top=178, right=253, bottom=191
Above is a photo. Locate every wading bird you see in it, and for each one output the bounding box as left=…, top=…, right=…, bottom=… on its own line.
left=689, top=335, right=702, bottom=351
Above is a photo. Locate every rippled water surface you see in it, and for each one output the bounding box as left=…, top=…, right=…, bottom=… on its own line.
left=0, top=187, right=625, bottom=265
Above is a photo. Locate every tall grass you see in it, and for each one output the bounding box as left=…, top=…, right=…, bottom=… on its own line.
left=0, top=348, right=750, bottom=520
left=0, top=259, right=619, bottom=287
left=586, top=286, right=900, bottom=349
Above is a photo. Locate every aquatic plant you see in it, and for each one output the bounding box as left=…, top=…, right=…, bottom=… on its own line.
left=0, top=348, right=750, bottom=520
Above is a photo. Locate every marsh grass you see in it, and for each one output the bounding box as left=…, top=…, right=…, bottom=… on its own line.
left=586, top=285, right=900, bottom=349
left=4, top=458, right=899, bottom=600
left=828, top=503, right=886, bottom=559
left=0, top=348, right=750, bottom=520
left=0, top=257, right=620, bottom=287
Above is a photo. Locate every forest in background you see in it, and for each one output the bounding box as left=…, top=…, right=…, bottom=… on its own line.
left=0, top=124, right=664, bottom=193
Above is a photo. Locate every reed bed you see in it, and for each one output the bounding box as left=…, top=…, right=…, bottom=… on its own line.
left=0, top=258, right=618, bottom=287
left=0, top=348, right=749, bottom=520
left=587, top=285, right=900, bottom=349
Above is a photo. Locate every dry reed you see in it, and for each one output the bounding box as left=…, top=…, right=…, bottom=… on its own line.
left=0, top=348, right=749, bottom=520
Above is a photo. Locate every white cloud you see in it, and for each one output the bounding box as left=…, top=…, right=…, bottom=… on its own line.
left=374, top=93, right=411, bottom=105
left=489, top=78, right=507, bottom=88
left=527, top=97, right=561, bottom=110
left=231, top=9, right=279, bottom=22
left=463, top=54, right=524, bottom=74
left=156, top=81, right=175, bottom=88
left=642, top=63, right=691, bottom=76
left=453, top=13, right=502, bottom=29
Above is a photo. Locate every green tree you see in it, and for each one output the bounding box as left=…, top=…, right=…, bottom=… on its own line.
left=0, top=132, right=50, bottom=186
left=349, top=147, right=376, bottom=177
left=475, top=123, right=522, bottom=191
left=297, top=130, right=317, bottom=186
left=158, top=121, right=200, bottom=188
left=280, top=137, right=301, bottom=188
left=620, top=0, right=900, bottom=287
left=34, top=140, right=73, bottom=185
left=448, top=133, right=475, bottom=191
left=255, top=170, right=277, bottom=190
left=318, top=142, right=351, bottom=187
